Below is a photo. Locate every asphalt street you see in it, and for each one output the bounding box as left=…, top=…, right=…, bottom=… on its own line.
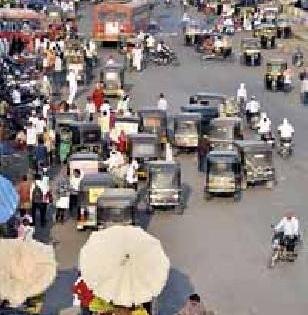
left=42, top=2, right=308, bottom=315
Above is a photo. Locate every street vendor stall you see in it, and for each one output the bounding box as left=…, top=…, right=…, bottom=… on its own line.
left=0, top=239, right=56, bottom=309
left=79, top=226, right=170, bottom=314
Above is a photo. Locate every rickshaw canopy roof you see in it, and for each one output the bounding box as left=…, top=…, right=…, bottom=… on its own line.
left=69, top=122, right=100, bottom=131
left=115, top=116, right=140, bottom=124
left=234, top=140, right=273, bottom=153
left=128, top=133, right=159, bottom=142
left=207, top=150, right=240, bottom=161
left=191, top=92, right=227, bottom=100
left=181, top=105, right=219, bottom=115
left=53, top=112, right=79, bottom=121
left=0, top=8, right=43, bottom=20
left=103, top=62, right=124, bottom=71
left=267, top=58, right=286, bottom=65
left=147, top=160, right=180, bottom=168
left=241, top=38, right=260, bottom=47
left=173, top=112, right=201, bottom=121
left=80, top=173, right=115, bottom=190
left=139, top=108, right=167, bottom=118
left=69, top=152, right=99, bottom=162
left=211, top=117, right=242, bottom=127
left=97, top=188, right=137, bottom=208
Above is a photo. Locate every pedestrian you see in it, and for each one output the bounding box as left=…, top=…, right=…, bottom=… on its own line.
left=16, top=175, right=32, bottom=217
left=31, top=177, right=44, bottom=227
left=36, top=115, right=46, bottom=137
left=84, top=43, right=93, bottom=83
left=55, top=186, right=69, bottom=224
left=117, top=130, right=127, bottom=154
left=197, top=137, right=209, bottom=172
left=126, top=159, right=138, bottom=190
left=17, top=218, right=34, bottom=241
left=67, top=69, right=78, bottom=105
left=178, top=294, right=207, bottom=315
left=300, top=70, right=308, bottom=105
left=92, top=82, right=104, bottom=112
left=85, top=96, right=96, bottom=121
left=157, top=93, right=168, bottom=111
left=40, top=75, right=52, bottom=100
left=34, top=136, right=48, bottom=172
left=12, top=85, right=21, bottom=106
left=165, top=142, right=173, bottom=161
left=132, top=44, right=143, bottom=72
left=42, top=101, right=51, bottom=120
left=26, top=122, right=37, bottom=165
left=70, top=169, right=83, bottom=215
left=54, top=53, right=63, bottom=95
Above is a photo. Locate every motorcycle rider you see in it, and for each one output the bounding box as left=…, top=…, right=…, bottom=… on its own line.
left=275, top=212, right=300, bottom=259
left=257, top=112, right=272, bottom=141
left=277, top=118, right=294, bottom=139
left=292, top=47, right=304, bottom=67
left=245, top=95, right=260, bottom=124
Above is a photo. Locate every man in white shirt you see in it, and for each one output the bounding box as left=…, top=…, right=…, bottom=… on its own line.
left=146, top=35, right=155, bottom=50
left=237, top=82, right=247, bottom=103
left=257, top=113, right=272, bottom=135
left=245, top=95, right=260, bottom=123
left=67, top=69, right=77, bottom=105
left=36, top=116, right=46, bottom=135
left=29, top=111, right=39, bottom=129
left=26, top=123, right=37, bottom=153
left=275, top=213, right=299, bottom=256
left=85, top=96, right=96, bottom=121
left=277, top=118, right=294, bottom=139
left=70, top=169, right=83, bottom=214
left=43, top=102, right=50, bottom=120
left=126, top=160, right=138, bottom=190
left=12, top=86, right=21, bottom=105
left=157, top=93, right=168, bottom=111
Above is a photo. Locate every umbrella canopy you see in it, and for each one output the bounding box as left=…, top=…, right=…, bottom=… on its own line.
left=79, top=226, right=170, bottom=307
left=0, top=239, right=57, bottom=306
left=0, top=175, right=18, bottom=223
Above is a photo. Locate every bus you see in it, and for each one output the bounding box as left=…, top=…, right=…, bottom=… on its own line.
left=93, top=0, right=151, bottom=43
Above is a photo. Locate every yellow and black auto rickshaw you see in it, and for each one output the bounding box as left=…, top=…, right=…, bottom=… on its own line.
left=240, top=38, right=261, bottom=66
left=264, top=59, right=288, bottom=91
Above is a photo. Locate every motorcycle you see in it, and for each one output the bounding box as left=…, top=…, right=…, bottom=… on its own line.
left=269, top=227, right=301, bottom=268
left=153, top=49, right=180, bottom=67
left=260, top=130, right=275, bottom=147
left=278, top=137, right=293, bottom=159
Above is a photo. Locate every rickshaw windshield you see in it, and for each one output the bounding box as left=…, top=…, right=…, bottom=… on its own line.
left=267, top=64, right=283, bottom=73
left=245, top=151, right=272, bottom=167
left=208, top=159, right=237, bottom=176
left=175, top=120, right=198, bottom=135
left=150, top=166, right=177, bottom=189
left=210, top=126, right=231, bottom=139
left=143, top=117, right=162, bottom=133
left=133, top=142, right=156, bottom=157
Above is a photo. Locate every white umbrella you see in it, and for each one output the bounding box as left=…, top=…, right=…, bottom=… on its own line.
left=0, top=239, right=57, bottom=306
left=79, top=226, right=170, bottom=307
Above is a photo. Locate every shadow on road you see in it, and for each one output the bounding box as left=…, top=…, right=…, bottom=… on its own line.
left=158, top=268, right=195, bottom=315
left=42, top=267, right=78, bottom=315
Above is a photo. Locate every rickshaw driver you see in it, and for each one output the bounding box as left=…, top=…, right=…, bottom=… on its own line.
left=245, top=96, right=260, bottom=123
left=214, top=36, right=223, bottom=53
left=257, top=113, right=272, bottom=138
left=105, top=148, right=125, bottom=172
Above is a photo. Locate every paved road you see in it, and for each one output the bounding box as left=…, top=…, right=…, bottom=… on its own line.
left=43, top=2, right=308, bottom=315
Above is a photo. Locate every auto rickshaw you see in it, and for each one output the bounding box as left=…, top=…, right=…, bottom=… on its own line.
left=240, top=38, right=261, bottom=66
left=70, top=122, right=102, bottom=154
left=138, top=109, right=168, bottom=144
left=173, top=113, right=201, bottom=152
left=204, top=150, right=242, bottom=201
left=234, top=140, right=276, bottom=189
left=264, top=59, right=288, bottom=91
left=253, top=24, right=277, bottom=49
left=147, top=160, right=184, bottom=213
left=276, top=16, right=292, bottom=39
left=127, top=133, right=160, bottom=179
left=100, top=62, right=125, bottom=97
left=96, top=188, right=137, bottom=228
left=78, top=173, right=115, bottom=230
left=181, top=105, right=219, bottom=136
left=48, top=112, right=78, bottom=132
left=68, top=152, right=101, bottom=180
left=208, top=117, right=243, bottom=150
left=189, top=92, right=227, bottom=106
left=184, top=21, right=201, bottom=46
left=220, top=97, right=241, bottom=118
left=65, top=39, right=85, bottom=83
left=198, top=33, right=233, bottom=61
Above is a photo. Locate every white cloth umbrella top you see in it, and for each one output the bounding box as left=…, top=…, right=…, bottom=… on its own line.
left=79, top=226, right=170, bottom=307
left=0, top=239, right=57, bottom=306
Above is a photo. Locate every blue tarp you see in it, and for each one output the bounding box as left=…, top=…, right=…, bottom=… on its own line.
left=0, top=175, right=18, bottom=224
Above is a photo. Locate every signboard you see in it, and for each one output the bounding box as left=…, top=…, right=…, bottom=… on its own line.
left=105, top=21, right=119, bottom=35
left=89, top=188, right=105, bottom=204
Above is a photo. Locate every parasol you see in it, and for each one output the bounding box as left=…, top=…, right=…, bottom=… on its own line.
left=0, top=239, right=57, bottom=306
left=0, top=175, right=19, bottom=223
left=79, top=226, right=170, bottom=307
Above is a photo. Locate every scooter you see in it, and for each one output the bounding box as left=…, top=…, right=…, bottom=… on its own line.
left=278, top=137, right=293, bottom=159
